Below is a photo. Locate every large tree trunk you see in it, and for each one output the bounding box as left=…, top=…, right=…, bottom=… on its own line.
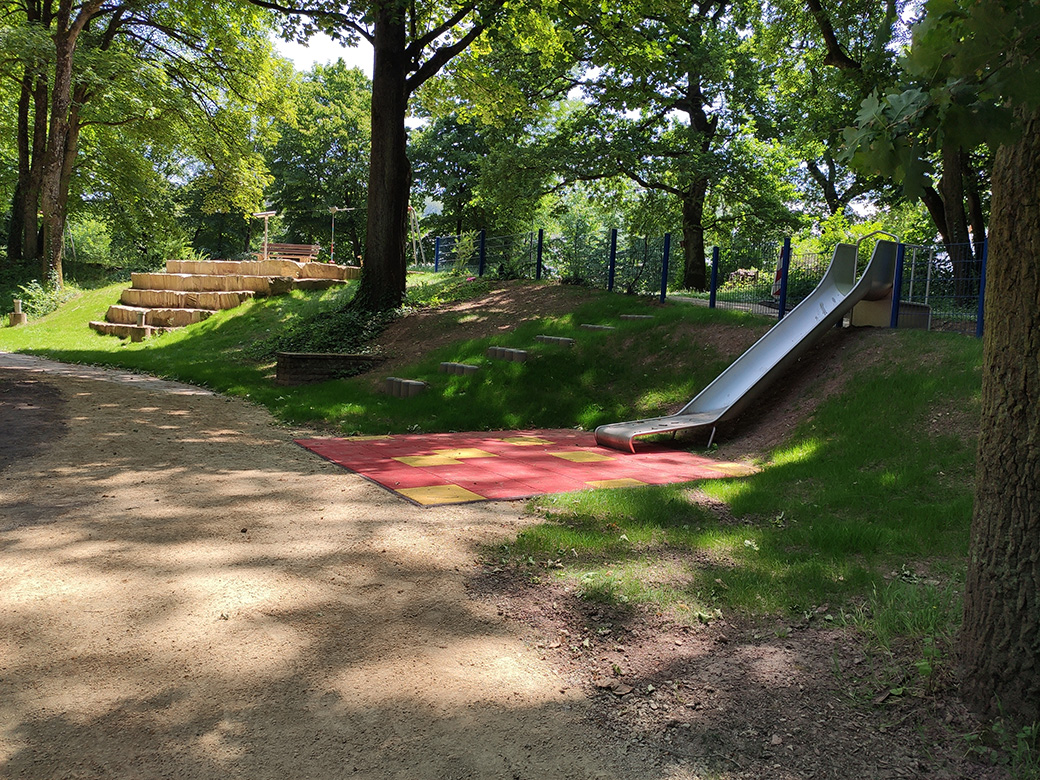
left=9, top=71, right=48, bottom=266
left=354, top=0, right=410, bottom=312
left=678, top=69, right=715, bottom=292
left=680, top=182, right=708, bottom=290
left=961, top=104, right=1040, bottom=729
left=39, top=30, right=78, bottom=285
left=938, top=144, right=978, bottom=299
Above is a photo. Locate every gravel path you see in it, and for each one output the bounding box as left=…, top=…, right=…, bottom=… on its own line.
left=0, top=353, right=662, bottom=780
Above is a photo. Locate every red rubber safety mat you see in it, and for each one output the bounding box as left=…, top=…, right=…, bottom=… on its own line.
left=295, top=429, right=755, bottom=506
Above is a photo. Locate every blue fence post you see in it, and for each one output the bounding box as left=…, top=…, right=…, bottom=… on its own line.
left=433, top=236, right=441, bottom=272
left=477, top=230, right=487, bottom=277
left=535, top=229, right=544, bottom=280
left=889, top=243, right=907, bottom=329
left=976, top=238, right=988, bottom=338
left=660, top=233, right=671, bottom=303
left=709, top=246, right=719, bottom=309
left=607, top=228, right=618, bottom=292
left=777, top=237, right=792, bottom=319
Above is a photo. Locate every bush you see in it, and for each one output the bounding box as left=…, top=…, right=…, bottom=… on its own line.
left=16, top=272, right=80, bottom=318
left=248, top=305, right=397, bottom=361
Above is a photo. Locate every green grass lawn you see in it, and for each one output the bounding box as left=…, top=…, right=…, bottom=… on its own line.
left=1, top=276, right=983, bottom=671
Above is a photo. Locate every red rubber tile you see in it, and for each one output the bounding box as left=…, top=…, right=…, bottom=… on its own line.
left=296, top=429, right=754, bottom=506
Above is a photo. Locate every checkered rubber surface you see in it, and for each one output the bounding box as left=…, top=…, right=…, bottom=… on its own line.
left=296, top=429, right=754, bottom=506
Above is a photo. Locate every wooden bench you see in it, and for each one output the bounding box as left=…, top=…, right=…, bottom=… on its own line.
left=259, top=243, right=321, bottom=262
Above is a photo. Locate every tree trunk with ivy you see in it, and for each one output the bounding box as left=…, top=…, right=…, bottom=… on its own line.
left=960, top=104, right=1040, bottom=728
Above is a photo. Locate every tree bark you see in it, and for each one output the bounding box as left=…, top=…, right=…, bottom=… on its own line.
left=9, top=71, right=49, bottom=266
left=805, top=0, right=862, bottom=71
left=678, top=70, right=716, bottom=292
left=353, top=0, right=410, bottom=312
left=938, top=144, right=977, bottom=298
left=961, top=104, right=1040, bottom=729
left=680, top=182, right=708, bottom=290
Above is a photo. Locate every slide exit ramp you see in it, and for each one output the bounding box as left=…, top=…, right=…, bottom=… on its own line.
left=595, top=236, right=898, bottom=453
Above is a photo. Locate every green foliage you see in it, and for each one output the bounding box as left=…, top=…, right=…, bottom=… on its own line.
left=410, top=116, right=490, bottom=236
left=65, top=218, right=114, bottom=267
left=405, top=275, right=492, bottom=307
left=964, top=719, right=1040, bottom=779
left=249, top=306, right=396, bottom=361
left=266, top=61, right=371, bottom=256
left=751, top=0, right=900, bottom=216
left=844, top=0, right=1040, bottom=193
left=0, top=0, right=290, bottom=273
left=501, top=328, right=981, bottom=626
left=15, top=273, right=81, bottom=318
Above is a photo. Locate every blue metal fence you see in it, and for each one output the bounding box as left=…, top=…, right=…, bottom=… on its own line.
left=420, top=229, right=677, bottom=300
left=703, top=239, right=985, bottom=336
left=417, top=230, right=986, bottom=337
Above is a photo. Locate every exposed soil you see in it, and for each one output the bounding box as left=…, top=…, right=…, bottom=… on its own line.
left=366, top=281, right=593, bottom=384
left=0, top=283, right=1001, bottom=779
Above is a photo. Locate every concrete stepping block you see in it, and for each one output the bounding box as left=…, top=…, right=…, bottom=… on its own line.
left=439, top=362, right=480, bottom=375
left=385, top=377, right=427, bottom=397
left=580, top=323, right=616, bottom=331
left=486, top=347, right=528, bottom=362
left=535, top=335, right=576, bottom=346
left=620, top=314, right=654, bottom=320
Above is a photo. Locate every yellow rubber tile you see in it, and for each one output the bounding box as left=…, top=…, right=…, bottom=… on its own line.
left=585, top=478, right=647, bottom=489
left=394, top=455, right=463, bottom=467
left=551, top=451, right=615, bottom=463
left=500, top=436, right=555, bottom=446
left=431, top=448, right=498, bottom=459
left=398, top=484, right=486, bottom=505
left=709, top=462, right=759, bottom=476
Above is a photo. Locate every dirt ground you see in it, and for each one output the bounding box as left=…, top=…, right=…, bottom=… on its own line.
left=0, top=286, right=1003, bottom=779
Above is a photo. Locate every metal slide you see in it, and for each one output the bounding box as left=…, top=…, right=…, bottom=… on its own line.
left=595, top=235, right=898, bottom=452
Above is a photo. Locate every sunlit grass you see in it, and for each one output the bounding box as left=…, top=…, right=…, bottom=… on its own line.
left=2, top=276, right=983, bottom=650
left=497, top=330, right=982, bottom=638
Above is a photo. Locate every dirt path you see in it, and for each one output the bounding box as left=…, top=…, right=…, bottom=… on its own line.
left=0, top=349, right=1001, bottom=780
left=0, top=354, right=657, bottom=780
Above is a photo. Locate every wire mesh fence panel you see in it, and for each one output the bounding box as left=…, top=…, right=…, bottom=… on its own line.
left=707, top=243, right=781, bottom=315
left=428, top=232, right=483, bottom=276
left=785, top=252, right=830, bottom=309
left=898, top=242, right=982, bottom=334
left=540, top=231, right=611, bottom=288
left=611, top=234, right=675, bottom=295
left=483, top=231, right=539, bottom=279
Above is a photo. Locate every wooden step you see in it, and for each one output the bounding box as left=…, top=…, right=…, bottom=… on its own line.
left=119, top=289, right=256, bottom=309
left=105, top=305, right=214, bottom=327
left=131, top=272, right=293, bottom=295
left=299, top=262, right=361, bottom=280
left=167, top=259, right=306, bottom=277
left=89, top=321, right=167, bottom=341
left=165, top=259, right=361, bottom=280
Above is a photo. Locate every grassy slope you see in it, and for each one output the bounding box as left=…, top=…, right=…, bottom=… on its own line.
left=1, top=278, right=983, bottom=648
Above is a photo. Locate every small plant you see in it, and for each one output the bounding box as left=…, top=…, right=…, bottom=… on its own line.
left=16, top=271, right=79, bottom=318
left=964, top=719, right=1040, bottom=779
left=451, top=232, right=477, bottom=275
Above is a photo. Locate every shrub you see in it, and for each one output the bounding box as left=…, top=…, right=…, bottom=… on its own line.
left=16, top=272, right=80, bottom=318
